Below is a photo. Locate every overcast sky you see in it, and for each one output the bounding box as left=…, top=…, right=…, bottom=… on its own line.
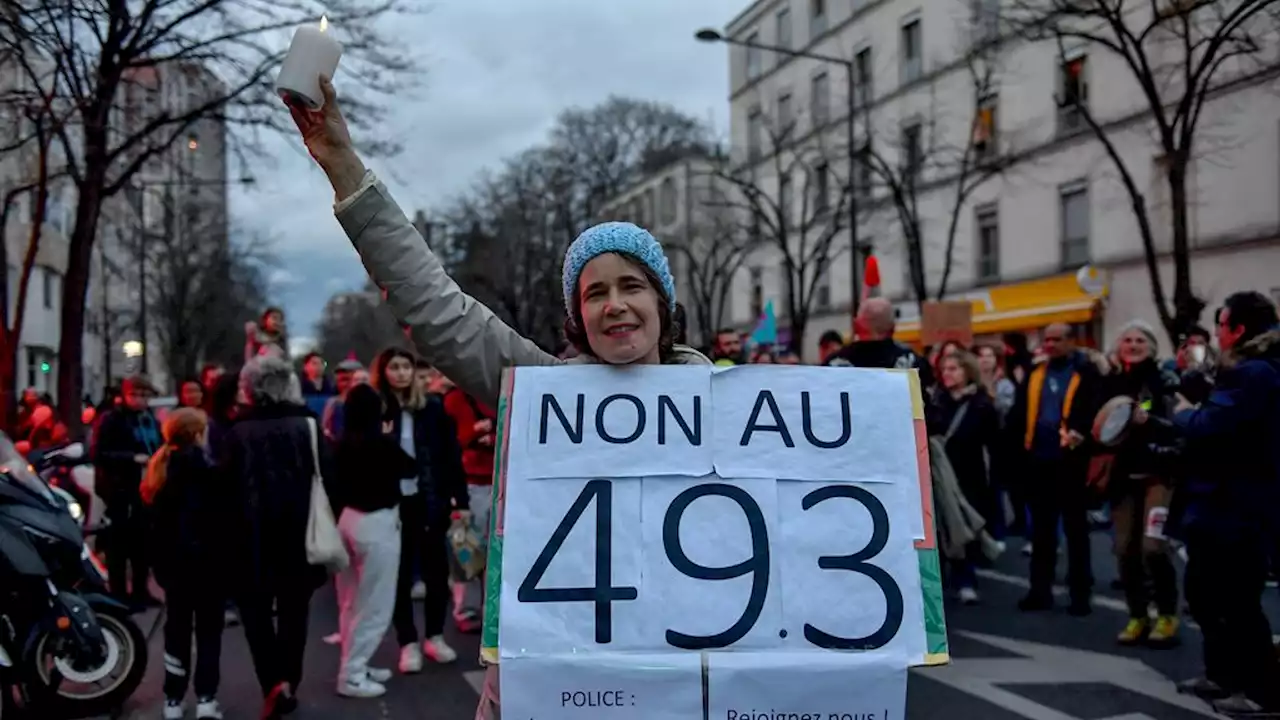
left=230, top=0, right=743, bottom=351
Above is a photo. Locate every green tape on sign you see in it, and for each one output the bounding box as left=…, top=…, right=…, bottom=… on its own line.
left=917, top=548, right=948, bottom=657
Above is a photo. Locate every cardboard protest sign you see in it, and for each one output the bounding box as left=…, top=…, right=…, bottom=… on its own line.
left=480, top=366, right=948, bottom=718
left=921, top=301, right=974, bottom=348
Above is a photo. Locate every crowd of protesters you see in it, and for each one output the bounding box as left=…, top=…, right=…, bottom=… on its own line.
left=9, top=282, right=1277, bottom=718
left=37, top=308, right=497, bottom=719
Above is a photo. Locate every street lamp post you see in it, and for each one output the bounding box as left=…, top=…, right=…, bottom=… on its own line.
left=129, top=162, right=256, bottom=377
left=695, top=28, right=863, bottom=326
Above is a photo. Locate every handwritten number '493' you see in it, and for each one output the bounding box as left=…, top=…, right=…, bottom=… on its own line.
left=517, top=480, right=903, bottom=650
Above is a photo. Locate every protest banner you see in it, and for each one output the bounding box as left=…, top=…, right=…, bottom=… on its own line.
left=921, top=301, right=974, bottom=348
left=480, top=365, right=947, bottom=719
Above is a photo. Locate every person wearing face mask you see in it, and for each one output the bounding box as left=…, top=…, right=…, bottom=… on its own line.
left=371, top=347, right=470, bottom=674
left=287, top=75, right=714, bottom=720
left=1096, top=320, right=1182, bottom=647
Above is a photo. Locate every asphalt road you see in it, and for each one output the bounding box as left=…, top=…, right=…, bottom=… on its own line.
left=108, top=532, right=1278, bottom=720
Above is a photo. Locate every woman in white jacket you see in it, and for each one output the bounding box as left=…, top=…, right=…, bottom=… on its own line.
left=288, top=77, right=711, bottom=720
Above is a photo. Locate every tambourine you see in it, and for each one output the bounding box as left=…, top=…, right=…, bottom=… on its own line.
left=1092, top=395, right=1137, bottom=447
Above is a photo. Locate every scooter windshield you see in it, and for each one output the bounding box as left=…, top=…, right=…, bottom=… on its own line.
left=0, top=431, right=54, bottom=503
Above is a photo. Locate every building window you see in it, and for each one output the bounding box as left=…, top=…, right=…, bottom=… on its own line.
left=745, top=31, right=762, bottom=80
left=659, top=178, right=678, bottom=226
left=813, top=162, right=830, bottom=212
left=854, top=47, right=873, bottom=106
left=810, top=0, right=827, bottom=38
left=902, top=121, right=923, bottom=178
left=815, top=262, right=832, bottom=309
left=810, top=72, right=830, bottom=126
left=41, top=267, right=57, bottom=310
left=975, top=204, right=999, bottom=283
left=779, top=170, right=793, bottom=227
left=1058, top=53, right=1089, bottom=134
left=777, top=92, right=793, bottom=134
left=747, top=107, right=764, bottom=161
left=26, top=348, right=38, bottom=389
left=974, top=94, right=998, bottom=161
left=749, top=267, right=765, bottom=319
left=855, top=141, right=873, bottom=199
left=971, top=0, right=1000, bottom=43
left=900, top=17, right=922, bottom=85
left=631, top=198, right=646, bottom=226
left=776, top=8, right=792, bottom=51
left=1060, top=182, right=1090, bottom=269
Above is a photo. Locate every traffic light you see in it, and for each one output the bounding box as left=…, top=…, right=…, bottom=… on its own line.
left=39, top=361, right=50, bottom=374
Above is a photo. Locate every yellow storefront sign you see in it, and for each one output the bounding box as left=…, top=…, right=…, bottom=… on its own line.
left=894, top=272, right=1108, bottom=344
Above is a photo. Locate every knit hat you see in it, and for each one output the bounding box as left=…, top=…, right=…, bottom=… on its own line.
left=1117, top=318, right=1160, bottom=353
left=562, top=221, right=677, bottom=320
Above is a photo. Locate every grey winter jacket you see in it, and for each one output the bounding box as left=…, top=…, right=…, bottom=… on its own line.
left=333, top=171, right=711, bottom=406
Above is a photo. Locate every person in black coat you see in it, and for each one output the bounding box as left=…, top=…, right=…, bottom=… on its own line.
left=141, top=408, right=229, bottom=720
left=91, top=374, right=163, bottom=607
left=928, top=349, right=1003, bottom=605
left=1096, top=320, right=1182, bottom=648
left=216, top=357, right=335, bottom=719
left=370, top=347, right=469, bottom=673
left=1007, top=323, right=1104, bottom=614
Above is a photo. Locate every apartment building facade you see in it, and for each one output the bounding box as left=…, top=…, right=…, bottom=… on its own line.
left=719, top=0, right=1280, bottom=359
left=598, top=155, right=757, bottom=347
left=98, top=61, right=230, bottom=393
left=1, top=48, right=112, bottom=402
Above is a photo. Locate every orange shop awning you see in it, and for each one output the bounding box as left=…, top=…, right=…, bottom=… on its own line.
left=893, top=272, right=1108, bottom=344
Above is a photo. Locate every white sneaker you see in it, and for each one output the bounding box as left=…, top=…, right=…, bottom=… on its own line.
left=958, top=587, right=980, bottom=605
left=367, top=666, right=393, bottom=683
left=338, top=677, right=387, bottom=698
left=323, top=632, right=341, bottom=645
left=1022, top=542, right=1034, bottom=556
left=424, top=635, right=457, bottom=664
left=195, top=698, right=224, bottom=719
left=411, top=580, right=427, bottom=600
left=399, top=643, right=423, bottom=674
left=163, top=700, right=185, bottom=720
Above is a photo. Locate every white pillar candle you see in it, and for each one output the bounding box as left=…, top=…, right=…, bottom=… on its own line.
left=275, top=15, right=343, bottom=110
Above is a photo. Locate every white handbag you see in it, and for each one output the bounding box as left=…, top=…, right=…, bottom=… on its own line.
left=304, top=418, right=349, bottom=572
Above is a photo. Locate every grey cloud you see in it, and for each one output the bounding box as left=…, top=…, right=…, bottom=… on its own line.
left=233, top=0, right=741, bottom=338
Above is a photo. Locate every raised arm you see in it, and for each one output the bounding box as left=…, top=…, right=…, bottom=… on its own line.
left=289, top=77, right=557, bottom=406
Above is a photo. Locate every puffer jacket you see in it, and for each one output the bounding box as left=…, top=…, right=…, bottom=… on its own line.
left=334, top=171, right=713, bottom=408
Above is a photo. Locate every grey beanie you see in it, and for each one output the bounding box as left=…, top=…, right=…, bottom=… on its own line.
left=1117, top=318, right=1159, bottom=353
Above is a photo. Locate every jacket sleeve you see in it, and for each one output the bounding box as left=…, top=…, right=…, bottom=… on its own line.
left=92, top=413, right=139, bottom=470
left=1173, top=363, right=1271, bottom=439
left=431, top=407, right=470, bottom=510
left=335, top=174, right=559, bottom=406
left=1069, top=363, right=1105, bottom=439
left=444, top=391, right=483, bottom=450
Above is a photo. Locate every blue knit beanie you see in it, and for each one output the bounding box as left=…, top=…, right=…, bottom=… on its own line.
left=561, top=221, right=677, bottom=320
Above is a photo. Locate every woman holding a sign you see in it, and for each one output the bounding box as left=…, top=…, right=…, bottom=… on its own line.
left=287, top=77, right=711, bottom=718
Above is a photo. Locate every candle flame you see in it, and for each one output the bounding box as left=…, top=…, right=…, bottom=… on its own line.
left=319, top=14, right=329, bottom=32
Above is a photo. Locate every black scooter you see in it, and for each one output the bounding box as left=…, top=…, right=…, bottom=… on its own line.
left=0, top=433, right=147, bottom=718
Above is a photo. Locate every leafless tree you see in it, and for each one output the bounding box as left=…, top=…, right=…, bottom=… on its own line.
left=313, top=282, right=403, bottom=367
left=1005, top=0, right=1280, bottom=340
left=112, top=192, right=274, bottom=383
left=0, top=0, right=414, bottom=427
left=707, top=111, right=851, bottom=352
left=665, top=180, right=759, bottom=348
left=857, top=45, right=1014, bottom=309
left=438, top=96, right=714, bottom=353
left=0, top=36, right=71, bottom=429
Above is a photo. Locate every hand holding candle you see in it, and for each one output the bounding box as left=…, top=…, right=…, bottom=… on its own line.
left=276, top=15, right=343, bottom=110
